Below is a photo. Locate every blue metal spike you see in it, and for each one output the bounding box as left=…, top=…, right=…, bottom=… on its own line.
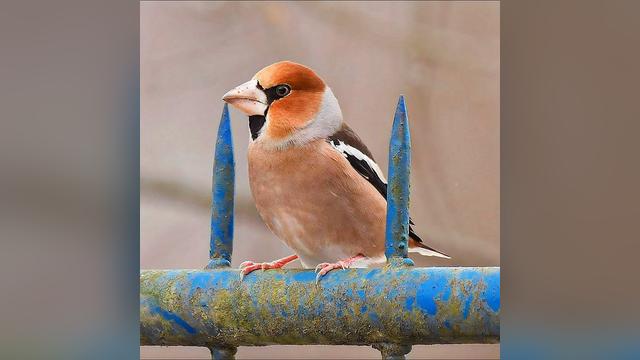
left=206, top=104, right=235, bottom=269
left=385, top=96, right=414, bottom=266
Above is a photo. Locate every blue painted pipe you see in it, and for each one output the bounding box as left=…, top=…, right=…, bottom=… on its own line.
left=140, top=267, right=500, bottom=347
left=206, top=104, right=234, bottom=269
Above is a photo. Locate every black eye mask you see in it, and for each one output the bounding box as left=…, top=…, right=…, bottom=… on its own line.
left=250, top=82, right=291, bottom=140
left=261, top=83, right=291, bottom=105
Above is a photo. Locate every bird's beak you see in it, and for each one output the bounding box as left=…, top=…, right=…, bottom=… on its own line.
left=222, top=79, right=268, bottom=116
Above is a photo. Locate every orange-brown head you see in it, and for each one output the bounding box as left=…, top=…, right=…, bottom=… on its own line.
left=223, top=61, right=343, bottom=147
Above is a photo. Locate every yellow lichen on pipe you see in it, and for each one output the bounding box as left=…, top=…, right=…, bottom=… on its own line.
left=140, top=267, right=499, bottom=348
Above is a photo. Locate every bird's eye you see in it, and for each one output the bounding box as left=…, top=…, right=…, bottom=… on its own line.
left=275, top=84, right=291, bottom=97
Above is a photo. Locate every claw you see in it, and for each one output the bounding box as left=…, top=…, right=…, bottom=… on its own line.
left=314, top=255, right=366, bottom=284
left=315, top=262, right=329, bottom=273
left=314, top=262, right=344, bottom=284
left=237, top=255, right=299, bottom=281
left=239, top=261, right=255, bottom=268
left=239, top=262, right=262, bottom=280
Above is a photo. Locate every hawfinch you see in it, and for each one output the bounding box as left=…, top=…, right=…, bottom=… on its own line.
left=222, top=61, right=449, bottom=281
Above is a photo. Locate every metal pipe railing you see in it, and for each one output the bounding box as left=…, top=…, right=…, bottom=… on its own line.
left=140, top=97, right=500, bottom=359
left=140, top=268, right=500, bottom=349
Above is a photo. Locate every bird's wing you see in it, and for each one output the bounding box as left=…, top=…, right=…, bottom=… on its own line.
left=328, top=124, right=388, bottom=199
left=327, top=123, right=449, bottom=258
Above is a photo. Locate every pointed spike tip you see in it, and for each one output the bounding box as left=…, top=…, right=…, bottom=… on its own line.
left=221, top=103, right=229, bottom=120
left=394, top=95, right=407, bottom=123
left=217, top=103, right=232, bottom=141
left=397, top=95, right=406, bottom=109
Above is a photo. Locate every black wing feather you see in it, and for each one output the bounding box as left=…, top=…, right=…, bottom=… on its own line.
left=327, top=124, right=425, bottom=244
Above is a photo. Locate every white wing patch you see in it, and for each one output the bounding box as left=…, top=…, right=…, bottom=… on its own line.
left=330, top=140, right=387, bottom=183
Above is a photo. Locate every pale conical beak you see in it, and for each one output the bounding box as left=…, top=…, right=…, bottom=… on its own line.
left=222, top=79, right=268, bottom=116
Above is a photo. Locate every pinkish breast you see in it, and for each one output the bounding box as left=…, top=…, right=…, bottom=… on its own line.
left=247, top=139, right=387, bottom=267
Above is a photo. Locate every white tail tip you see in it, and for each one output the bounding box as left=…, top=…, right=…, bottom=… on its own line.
left=409, top=247, right=452, bottom=259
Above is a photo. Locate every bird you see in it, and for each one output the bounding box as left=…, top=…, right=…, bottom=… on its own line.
left=222, top=61, right=449, bottom=282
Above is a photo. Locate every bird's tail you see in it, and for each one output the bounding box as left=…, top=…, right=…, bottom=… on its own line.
left=408, top=236, right=451, bottom=259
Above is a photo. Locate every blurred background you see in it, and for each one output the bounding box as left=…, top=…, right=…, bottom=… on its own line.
left=141, top=1, right=499, bottom=359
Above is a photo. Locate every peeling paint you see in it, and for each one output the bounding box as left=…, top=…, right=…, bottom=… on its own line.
left=385, top=96, right=412, bottom=263
left=207, top=104, right=234, bottom=269
left=140, top=267, right=500, bottom=348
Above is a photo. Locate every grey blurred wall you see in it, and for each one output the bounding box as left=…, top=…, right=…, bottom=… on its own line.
left=141, top=1, right=499, bottom=359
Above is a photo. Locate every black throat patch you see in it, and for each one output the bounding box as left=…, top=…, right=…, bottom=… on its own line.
left=248, top=115, right=266, bottom=140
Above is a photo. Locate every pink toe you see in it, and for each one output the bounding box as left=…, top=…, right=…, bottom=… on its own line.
left=239, top=261, right=255, bottom=268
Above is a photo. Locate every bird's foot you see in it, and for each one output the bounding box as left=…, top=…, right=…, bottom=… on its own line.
left=314, top=254, right=365, bottom=284
left=239, top=254, right=298, bottom=280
